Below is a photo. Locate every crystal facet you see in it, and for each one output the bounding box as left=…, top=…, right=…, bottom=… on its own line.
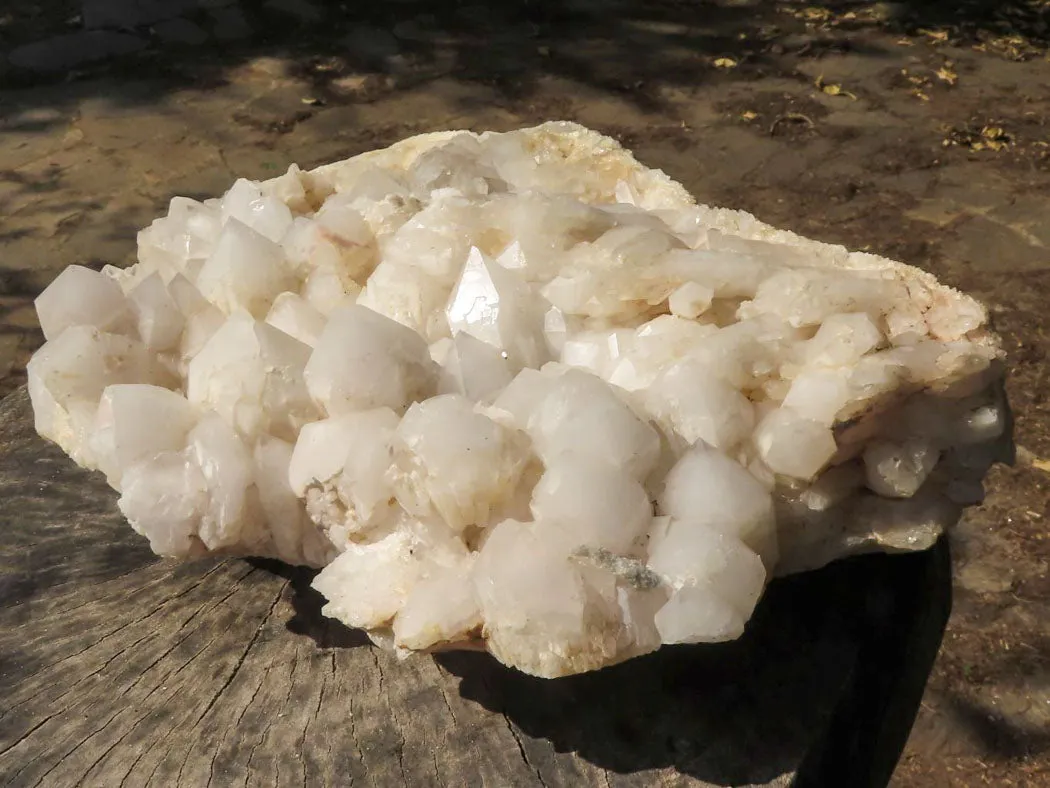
left=27, top=122, right=1008, bottom=677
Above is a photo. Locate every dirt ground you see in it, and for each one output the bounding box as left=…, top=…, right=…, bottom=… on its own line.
left=1, top=1, right=1048, bottom=785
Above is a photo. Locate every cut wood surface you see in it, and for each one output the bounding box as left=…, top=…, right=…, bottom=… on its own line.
left=0, top=387, right=949, bottom=787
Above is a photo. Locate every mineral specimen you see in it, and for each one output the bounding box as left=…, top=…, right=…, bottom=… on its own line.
left=26, top=122, right=1010, bottom=677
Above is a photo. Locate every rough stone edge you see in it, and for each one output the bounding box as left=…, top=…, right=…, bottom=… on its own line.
left=296, top=121, right=1002, bottom=360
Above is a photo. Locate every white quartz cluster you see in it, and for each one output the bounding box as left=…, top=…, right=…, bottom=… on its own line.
left=27, top=122, right=1008, bottom=677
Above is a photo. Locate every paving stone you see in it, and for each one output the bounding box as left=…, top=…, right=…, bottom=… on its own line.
left=987, top=198, right=1050, bottom=248
left=329, top=74, right=372, bottom=98
left=237, top=85, right=317, bottom=130
left=944, top=214, right=1050, bottom=273
left=153, top=18, right=209, bottom=46
left=392, top=16, right=438, bottom=42
left=341, top=26, right=401, bottom=68
left=456, top=5, right=494, bottom=24
left=83, top=0, right=198, bottom=30
left=208, top=5, right=252, bottom=41
left=264, top=0, right=322, bottom=24
left=0, top=298, right=40, bottom=331
left=8, top=31, right=148, bottom=72
left=0, top=335, right=20, bottom=381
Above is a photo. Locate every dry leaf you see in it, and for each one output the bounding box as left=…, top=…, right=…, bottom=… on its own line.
left=914, top=91, right=931, bottom=101
left=713, top=57, right=738, bottom=69
left=816, top=76, right=857, bottom=99
left=935, top=66, right=958, bottom=85
left=741, top=110, right=758, bottom=121
left=1033, top=458, right=1050, bottom=473
left=979, top=126, right=1013, bottom=151
left=943, top=124, right=1012, bottom=152
left=918, top=28, right=950, bottom=43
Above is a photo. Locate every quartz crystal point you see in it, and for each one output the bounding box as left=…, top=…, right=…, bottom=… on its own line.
left=27, top=122, right=1010, bottom=678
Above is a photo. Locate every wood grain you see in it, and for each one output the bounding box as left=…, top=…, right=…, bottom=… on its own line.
left=0, top=387, right=949, bottom=787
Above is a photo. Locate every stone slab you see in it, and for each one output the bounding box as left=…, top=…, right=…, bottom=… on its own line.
left=153, top=17, right=209, bottom=46
left=82, top=0, right=200, bottom=30
left=8, top=31, right=148, bottom=72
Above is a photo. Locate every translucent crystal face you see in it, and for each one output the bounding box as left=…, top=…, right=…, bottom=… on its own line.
left=26, top=122, right=1007, bottom=678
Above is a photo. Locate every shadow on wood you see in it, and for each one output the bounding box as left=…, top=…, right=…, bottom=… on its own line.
left=433, top=538, right=951, bottom=788
left=0, top=387, right=948, bottom=787
left=252, top=558, right=373, bottom=651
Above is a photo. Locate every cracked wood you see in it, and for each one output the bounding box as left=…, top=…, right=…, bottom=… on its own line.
left=0, top=386, right=949, bottom=787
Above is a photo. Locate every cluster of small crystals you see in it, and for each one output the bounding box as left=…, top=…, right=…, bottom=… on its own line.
left=26, top=123, right=1005, bottom=677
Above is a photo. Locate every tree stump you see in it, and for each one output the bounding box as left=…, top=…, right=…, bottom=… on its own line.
left=0, top=387, right=949, bottom=787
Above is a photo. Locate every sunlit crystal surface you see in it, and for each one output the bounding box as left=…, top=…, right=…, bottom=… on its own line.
left=27, top=122, right=1008, bottom=677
